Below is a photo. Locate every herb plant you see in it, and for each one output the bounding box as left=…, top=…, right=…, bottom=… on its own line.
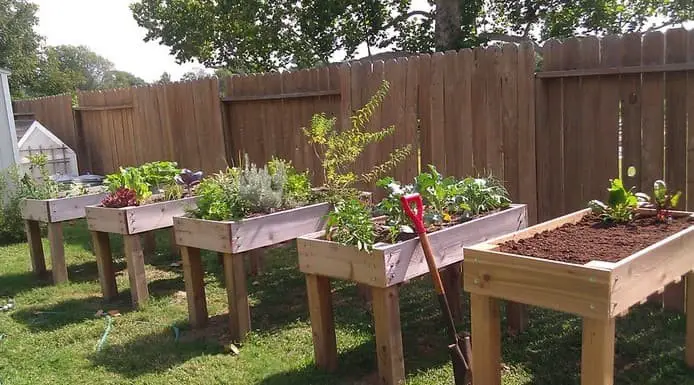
left=325, top=198, right=375, bottom=252
left=302, top=80, right=412, bottom=201
left=588, top=178, right=643, bottom=223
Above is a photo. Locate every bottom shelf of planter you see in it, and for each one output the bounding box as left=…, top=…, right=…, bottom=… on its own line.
left=297, top=204, right=529, bottom=385
left=463, top=208, right=694, bottom=385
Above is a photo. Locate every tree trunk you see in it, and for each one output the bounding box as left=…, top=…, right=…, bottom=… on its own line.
left=434, top=0, right=462, bottom=51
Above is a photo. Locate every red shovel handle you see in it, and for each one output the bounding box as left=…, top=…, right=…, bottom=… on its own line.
left=400, top=193, right=427, bottom=235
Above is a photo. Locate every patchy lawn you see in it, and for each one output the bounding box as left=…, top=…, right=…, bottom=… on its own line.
left=0, top=220, right=693, bottom=384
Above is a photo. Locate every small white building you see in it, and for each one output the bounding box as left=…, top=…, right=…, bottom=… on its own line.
left=0, top=68, right=19, bottom=171
left=14, top=118, right=79, bottom=178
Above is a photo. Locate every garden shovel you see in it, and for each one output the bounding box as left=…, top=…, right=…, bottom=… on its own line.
left=401, top=193, right=472, bottom=385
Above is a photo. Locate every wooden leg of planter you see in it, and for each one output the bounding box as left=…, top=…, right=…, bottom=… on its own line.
left=248, top=249, right=264, bottom=276
left=47, top=222, right=68, bottom=284
left=371, top=286, right=405, bottom=385
left=91, top=231, right=117, bottom=300
left=169, top=228, right=179, bottom=258
left=442, top=262, right=462, bottom=323
left=123, top=234, right=149, bottom=308
left=470, top=293, right=501, bottom=385
left=580, top=317, right=615, bottom=385
left=686, top=272, right=694, bottom=367
left=223, top=253, right=250, bottom=342
left=306, top=274, right=337, bottom=371
left=506, top=301, right=529, bottom=335
left=142, top=231, right=157, bottom=260
left=25, top=220, right=46, bottom=277
left=663, top=280, right=686, bottom=312
left=181, top=246, right=208, bottom=328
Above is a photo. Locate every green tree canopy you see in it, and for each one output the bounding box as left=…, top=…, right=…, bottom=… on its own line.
left=0, top=0, right=42, bottom=98
left=132, top=0, right=693, bottom=72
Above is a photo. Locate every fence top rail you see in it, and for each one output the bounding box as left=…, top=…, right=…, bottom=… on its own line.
left=536, top=62, right=694, bottom=79
left=222, top=89, right=341, bottom=103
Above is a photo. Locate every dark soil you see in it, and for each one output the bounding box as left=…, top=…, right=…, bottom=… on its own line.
left=498, top=215, right=694, bottom=264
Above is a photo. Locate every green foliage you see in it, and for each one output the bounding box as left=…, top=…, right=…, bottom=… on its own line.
left=191, top=155, right=314, bottom=221
left=25, top=154, right=60, bottom=200
left=104, top=161, right=181, bottom=204
left=325, top=198, right=375, bottom=252
left=636, top=179, right=682, bottom=222
left=163, top=183, right=184, bottom=201
left=588, top=178, right=644, bottom=223
left=302, top=80, right=411, bottom=200
left=0, top=0, right=41, bottom=98
left=374, top=166, right=511, bottom=244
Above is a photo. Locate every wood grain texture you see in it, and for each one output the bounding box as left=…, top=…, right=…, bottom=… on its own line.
left=470, top=293, right=501, bottom=385
left=91, top=231, right=117, bottom=300
left=47, top=222, right=67, bottom=284
left=20, top=200, right=49, bottom=222
left=581, top=317, right=615, bottom=385
left=123, top=234, right=149, bottom=308
left=47, top=193, right=108, bottom=222
left=25, top=220, right=46, bottom=276
left=306, top=274, right=337, bottom=371
left=686, top=271, right=694, bottom=366
left=181, top=246, right=208, bottom=328
left=223, top=253, right=250, bottom=342
left=371, top=286, right=405, bottom=385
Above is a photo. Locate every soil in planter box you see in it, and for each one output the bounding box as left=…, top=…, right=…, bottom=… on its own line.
left=498, top=215, right=693, bottom=264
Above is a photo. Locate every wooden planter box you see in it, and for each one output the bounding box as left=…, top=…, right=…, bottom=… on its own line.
left=85, top=196, right=198, bottom=308
left=297, top=204, right=528, bottom=385
left=20, top=193, right=108, bottom=284
left=463, top=208, right=694, bottom=385
left=172, top=202, right=332, bottom=341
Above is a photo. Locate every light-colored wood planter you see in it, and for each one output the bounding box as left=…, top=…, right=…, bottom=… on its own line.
left=463, top=208, right=694, bottom=385
left=297, top=204, right=528, bottom=385
left=86, top=196, right=197, bottom=308
left=21, top=193, right=108, bottom=284
left=172, top=202, right=331, bottom=341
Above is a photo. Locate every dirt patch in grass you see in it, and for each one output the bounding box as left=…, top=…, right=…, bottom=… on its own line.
left=498, top=215, right=693, bottom=264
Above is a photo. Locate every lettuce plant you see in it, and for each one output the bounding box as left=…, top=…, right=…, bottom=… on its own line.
left=101, top=188, right=138, bottom=208
left=588, top=178, right=645, bottom=223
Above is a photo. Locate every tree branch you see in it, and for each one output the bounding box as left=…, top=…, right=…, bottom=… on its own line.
left=644, top=20, right=680, bottom=32
left=478, top=32, right=542, bottom=54
left=382, top=10, right=432, bottom=31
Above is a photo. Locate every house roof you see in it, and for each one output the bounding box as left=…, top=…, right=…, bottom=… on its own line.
left=14, top=119, right=35, bottom=140
left=0, top=68, right=10, bottom=75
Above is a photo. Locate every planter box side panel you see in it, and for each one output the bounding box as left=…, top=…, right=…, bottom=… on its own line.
left=486, top=208, right=589, bottom=245
left=464, top=248, right=612, bottom=318
left=231, top=203, right=331, bottom=253
left=49, top=193, right=109, bottom=222
left=86, top=206, right=128, bottom=234
left=298, top=235, right=388, bottom=287
left=127, top=197, right=198, bottom=234
left=610, top=225, right=694, bottom=316
left=21, top=200, right=49, bottom=222
left=384, top=204, right=528, bottom=286
left=174, top=216, right=233, bottom=253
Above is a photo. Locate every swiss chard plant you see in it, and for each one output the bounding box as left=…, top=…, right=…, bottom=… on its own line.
left=588, top=178, right=646, bottom=223
left=634, top=180, right=682, bottom=222
left=103, top=161, right=187, bottom=206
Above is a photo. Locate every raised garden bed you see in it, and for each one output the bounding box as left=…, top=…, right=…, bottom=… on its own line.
left=21, top=191, right=108, bottom=283
left=297, top=203, right=528, bottom=385
left=173, top=201, right=331, bottom=341
left=86, top=196, right=197, bottom=308
left=464, top=208, right=694, bottom=385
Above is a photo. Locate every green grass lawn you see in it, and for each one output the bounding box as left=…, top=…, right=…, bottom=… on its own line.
left=1, top=220, right=694, bottom=384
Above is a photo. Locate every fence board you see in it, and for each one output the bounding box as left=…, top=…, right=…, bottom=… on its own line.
left=429, top=53, right=446, bottom=171
left=562, top=38, right=583, bottom=212
left=418, top=54, right=433, bottom=168
left=687, top=29, right=694, bottom=210
left=403, top=57, right=420, bottom=181
left=501, top=44, right=519, bottom=202
left=596, top=35, right=622, bottom=200
left=641, top=32, right=666, bottom=191
left=665, top=28, right=688, bottom=203
left=620, top=33, right=643, bottom=191
left=457, top=50, right=474, bottom=178
left=486, top=46, right=503, bottom=178
left=471, top=47, right=488, bottom=173
left=443, top=50, right=461, bottom=176
left=541, top=40, right=565, bottom=220
left=579, top=37, right=602, bottom=201
left=518, top=42, right=537, bottom=224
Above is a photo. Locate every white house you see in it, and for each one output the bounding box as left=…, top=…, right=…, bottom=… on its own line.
left=0, top=68, right=19, bottom=170
left=15, top=118, right=79, bottom=178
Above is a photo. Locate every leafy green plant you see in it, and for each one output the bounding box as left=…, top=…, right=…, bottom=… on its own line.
left=302, top=80, right=412, bottom=200
left=192, top=168, right=245, bottom=221
left=238, top=155, right=284, bottom=214
left=25, top=153, right=59, bottom=199
left=634, top=180, right=682, bottom=222
left=101, top=188, right=138, bottom=208
left=325, top=198, right=375, bottom=252
left=588, top=178, right=643, bottom=223
left=140, top=161, right=181, bottom=190
left=269, top=157, right=312, bottom=208
left=174, top=168, right=203, bottom=196
left=104, top=166, right=151, bottom=203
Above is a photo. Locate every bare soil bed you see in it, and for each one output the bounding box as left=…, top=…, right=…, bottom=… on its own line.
left=499, top=215, right=693, bottom=264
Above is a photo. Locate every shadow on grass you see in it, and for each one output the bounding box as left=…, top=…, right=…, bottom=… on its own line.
left=89, top=320, right=224, bottom=378
left=10, top=295, right=132, bottom=332
left=0, top=270, right=50, bottom=297
left=501, top=303, right=694, bottom=385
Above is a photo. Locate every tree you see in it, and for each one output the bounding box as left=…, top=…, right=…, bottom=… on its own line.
left=157, top=72, right=172, bottom=84
left=180, top=68, right=212, bottom=81
left=101, top=70, right=147, bottom=89
left=132, top=0, right=692, bottom=72
left=0, top=0, right=42, bottom=98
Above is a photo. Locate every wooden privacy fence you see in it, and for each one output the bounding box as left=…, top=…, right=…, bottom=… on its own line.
left=535, top=28, right=694, bottom=221
left=13, top=27, right=694, bottom=224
